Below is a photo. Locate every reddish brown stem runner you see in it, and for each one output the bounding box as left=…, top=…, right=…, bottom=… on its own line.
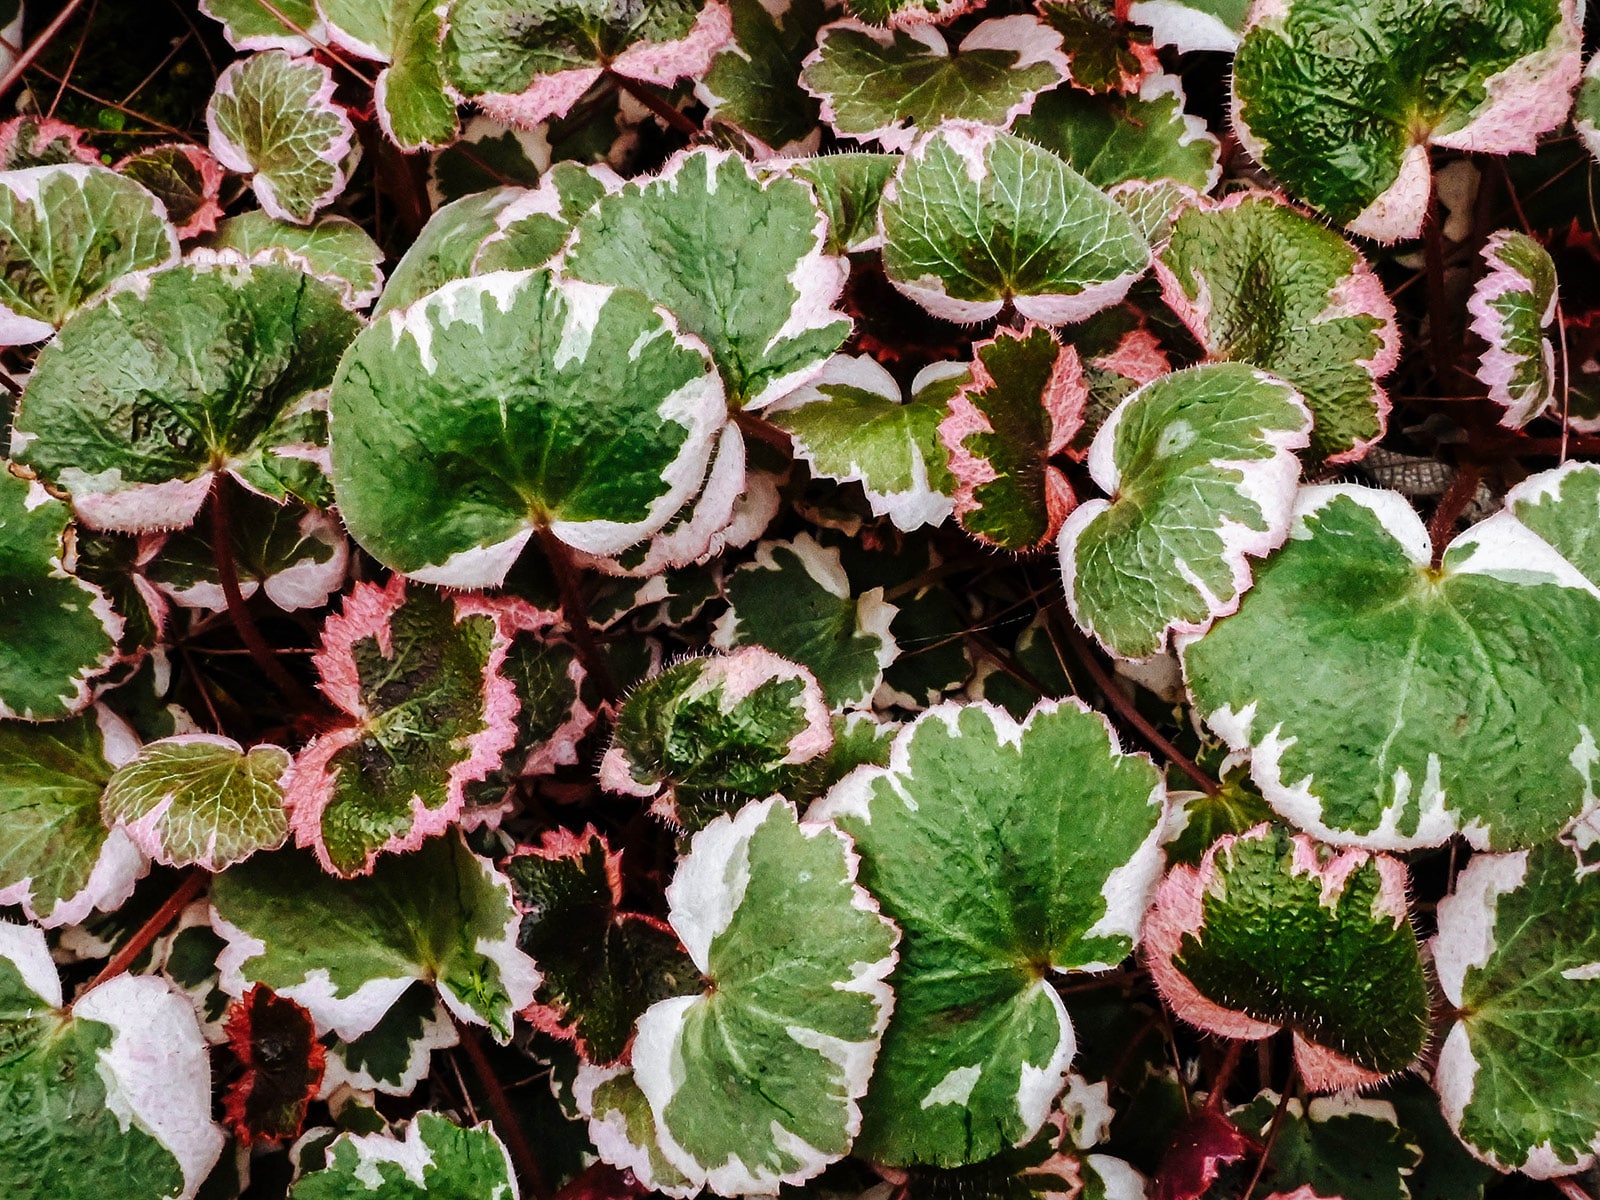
left=1427, top=460, right=1483, bottom=569
left=0, top=0, right=90, bottom=99
left=604, top=71, right=701, bottom=139
left=456, top=1022, right=552, bottom=1200
left=87, top=869, right=208, bottom=991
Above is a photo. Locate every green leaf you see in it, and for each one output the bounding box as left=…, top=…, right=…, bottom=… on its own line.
left=628, top=797, right=898, bottom=1194
left=470, top=163, right=616, bottom=276
left=801, top=17, right=1069, bottom=152
left=714, top=533, right=900, bottom=709
left=576, top=1065, right=695, bottom=1197
left=941, top=322, right=1085, bottom=552
left=811, top=699, right=1168, bottom=1166
left=321, top=983, right=458, bottom=1097
left=565, top=147, right=851, bottom=409
left=0, top=468, right=123, bottom=719
left=1059, top=363, right=1311, bottom=662
left=1433, top=841, right=1600, bottom=1176
left=199, top=211, right=385, bottom=309
left=698, top=0, right=827, bottom=155
left=115, top=144, right=226, bottom=239
left=879, top=123, right=1150, bottom=323
left=290, top=1112, right=517, bottom=1199
left=207, top=51, right=356, bottom=224
left=13, top=262, right=360, bottom=533
left=768, top=354, right=958, bottom=532
left=1506, top=461, right=1600, bottom=587
left=842, top=0, right=974, bottom=34
left=329, top=268, right=724, bottom=587
left=1182, top=484, right=1600, bottom=850
left=1126, top=0, right=1247, bottom=51
left=145, top=492, right=347, bottom=613
left=1145, top=823, right=1428, bottom=1089
left=1012, top=72, right=1220, bottom=193
left=0, top=706, right=145, bottom=926
left=1231, top=1092, right=1422, bottom=1200
left=600, top=648, right=834, bottom=831
left=322, top=0, right=459, bottom=150
left=102, top=735, right=291, bottom=871
left=212, top=831, right=539, bottom=1042
left=286, top=578, right=519, bottom=877
left=506, top=827, right=698, bottom=1063
left=1468, top=229, right=1559, bottom=428
left=0, top=164, right=177, bottom=346
left=443, top=0, right=734, bottom=127
left=788, top=152, right=899, bottom=254
left=0, top=922, right=224, bottom=1200
left=1231, top=0, right=1582, bottom=241
left=199, top=0, right=324, bottom=51
left=1154, top=192, right=1401, bottom=462
left=1039, top=0, right=1157, bottom=94
left=1577, top=52, right=1600, bottom=166
left=374, top=188, right=522, bottom=316
left=0, top=116, right=97, bottom=170
left=427, top=115, right=547, bottom=206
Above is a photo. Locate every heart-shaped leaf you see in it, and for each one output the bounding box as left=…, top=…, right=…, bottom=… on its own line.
left=212, top=831, right=540, bottom=1041
left=1012, top=71, right=1220, bottom=193
left=12, top=261, right=361, bottom=532
left=115, top=144, right=226, bottom=239
left=810, top=699, right=1168, bottom=1166
left=199, top=211, right=385, bottom=309
left=599, top=647, right=833, bottom=830
left=1182, top=484, right=1600, bottom=851
left=506, top=827, right=698, bottom=1064
left=443, top=0, right=734, bottom=127
left=290, top=1112, right=517, bottom=1199
left=1468, top=229, right=1559, bottom=429
left=1231, top=0, right=1582, bottom=241
left=286, top=577, right=520, bottom=877
left=1153, top=191, right=1400, bottom=462
left=103, top=734, right=291, bottom=871
left=330, top=268, right=723, bottom=588
left=767, top=354, right=959, bottom=532
left=0, top=468, right=123, bottom=718
left=0, top=705, right=145, bottom=926
left=1433, top=841, right=1600, bottom=1176
left=713, top=532, right=900, bottom=709
left=1145, top=823, right=1428, bottom=1090
left=698, top=0, right=828, bottom=156
left=1059, top=363, right=1311, bottom=662
left=565, top=147, right=851, bottom=409
left=941, top=322, right=1086, bottom=552
left=207, top=51, right=356, bottom=224
left=628, top=796, right=898, bottom=1195
left=801, top=16, right=1069, bottom=152
left=0, top=922, right=224, bottom=1200
left=879, top=123, right=1150, bottom=324
left=0, top=164, right=177, bottom=346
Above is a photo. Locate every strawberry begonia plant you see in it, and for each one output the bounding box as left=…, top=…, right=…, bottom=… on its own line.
left=3, top=1, right=1600, bottom=1198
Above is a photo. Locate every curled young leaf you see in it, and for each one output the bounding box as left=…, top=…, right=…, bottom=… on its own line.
left=1433, top=842, right=1600, bottom=1176
left=1059, top=363, right=1311, bottom=662
left=1153, top=191, right=1400, bottom=462
left=12, top=262, right=360, bottom=533
left=1468, top=229, right=1559, bottom=429
left=810, top=699, right=1168, bottom=1167
left=1144, top=823, right=1429, bottom=1091
left=629, top=797, right=899, bottom=1195
left=564, top=146, right=851, bottom=410
left=331, top=268, right=724, bottom=588
left=213, top=831, right=540, bottom=1042
left=600, top=647, right=833, bottom=830
left=941, top=322, right=1086, bottom=553
left=1182, top=484, right=1600, bottom=851
left=801, top=16, right=1069, bottom=152
left=0, top=923, right=224, bottom=1200
left=1231, top=0, right=1582, bottom=241
left=879, top=123, right=1150, bottom=324
left=207, top=51, right=356, bottom=224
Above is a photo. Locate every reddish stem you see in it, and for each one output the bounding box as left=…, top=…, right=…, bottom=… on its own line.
left=209, top=475, right=319, bottom=711
left=605, top=71, right=701, bottom=139
left=1240, top=1065, right=1297, bottom=1200
left=535, top=524, right=619, bottom=704
left=1204, top=1040, right=1245, bottom=1113
left=86, top=869, right=208, bottom=992
left=1427, top=460, right=1483, bottom=569
left=0, top=0, right=90, bottom=99
left=457, top=1022, right=552, bottom=1200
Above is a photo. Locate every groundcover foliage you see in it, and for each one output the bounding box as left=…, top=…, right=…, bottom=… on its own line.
left=5, top=0, right=1600, bottom=1198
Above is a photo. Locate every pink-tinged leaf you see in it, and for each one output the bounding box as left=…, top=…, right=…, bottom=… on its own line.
left=940, top=322, right=1086, bottom=552
left=1143, top=824, right=1428, bottom=1092
left=1468, top=229, right=1559, bottom=428
left=0, top=115, right=99, bottom=168
left=115, top=144, right=227, bottom=239
left=506, top=827, right=699, bottom=1064
left=1153, top=1107, right=1255, bottom=1200
left=285, top=577, right=521, bottom=877
left=222, top=984, right=327, bottom=1147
